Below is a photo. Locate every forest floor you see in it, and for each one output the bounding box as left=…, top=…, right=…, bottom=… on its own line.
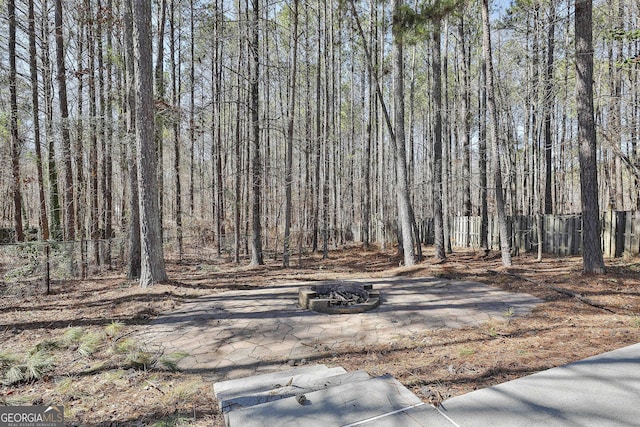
left=1, top=245, right=640, bottom=426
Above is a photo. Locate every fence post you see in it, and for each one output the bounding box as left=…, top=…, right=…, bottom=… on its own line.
left=602, top=211, right=614, bottom=258
left=615, top=211, right=626, bottom=258
left=628, top=211, right=640, bottom=256
left=81, top=239, right=88, bottom=279
left=45, top=244, right=50, bottom=295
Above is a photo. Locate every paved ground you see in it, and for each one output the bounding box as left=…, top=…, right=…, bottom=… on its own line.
left=137, top=277, right=542, bottom=381
left=433, top=342, right=640, bottom=426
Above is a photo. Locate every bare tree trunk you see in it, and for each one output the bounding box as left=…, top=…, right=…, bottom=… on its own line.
left=104, top=0, right=114, bottom=266
left=87, top=0, right=100, bottom=265
left=41, top=0, right=62, bottom=240
left=248, top=0, right=264, bottom=266
left=133, top=0, right=168, bottom=286
left=95, top=0, right=111, bottom=265
left=479, top=51, right=489, bottom=250
left=155, top=0, right=167, bottom=240
left=283, top=0, right=299, bottom=267
left=55, top=0, right=75, bottom=240
left=124, top=0, right=141, bottom=279
left=544, top=3, right=556, bottom=214
left=234, top=6, right=243, bottom=264
left=442, top=19, right=452, bottom=255
left=212, top=0, right=224, bottom=257
left=321, top=0, right=332, bottom=259
left=392, top=0, right=415, bottom=266
left=609, top=0, right=624, bottom=211
left=432, top=18, right=445, bottom=261
left=74, top=2, right=86, bottom=242
left=170, top=0, right=183, bottom=262
left=575, top=0, right=604, bottom=274
left=28, top=0, right=49, bottom=240
left=189, top=0, right=196, bottom=216
left=311, top=4, right=321, bottom=253
left=363, top=15, right=373, bottom=249
left=460, top=16, right=472, bottom=219
left=481, top=0, right=511, bottom=266
left=8, top=0, right=24, bottom=242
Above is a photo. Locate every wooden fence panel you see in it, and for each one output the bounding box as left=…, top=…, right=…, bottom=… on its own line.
left=424, top=212, right=639, bottom=258
left=623, top=211, right=640, bottom=256
left=603, top=211, right=615, bottom=258
left=544, top=215, right=554, bottom=254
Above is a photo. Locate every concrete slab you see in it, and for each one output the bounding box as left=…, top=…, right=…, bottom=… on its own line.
left=219, top=371, right=372, bottom=413
left=213, top=364, right=344, bottom=406
left=439, top=343, right=640, bottom=427
left=226, top=374, right=432, bottom=427
left=344, top=402, right=455, bottom=426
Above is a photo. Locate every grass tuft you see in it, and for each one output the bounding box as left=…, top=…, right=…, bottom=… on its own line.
left=152, top=415, right=192, bottom=427
left=127, top=349, right=156, bottom=370
left=55, top=375, right=77, bottom=394
left=0, top=351, right=20, bottom=370
left=33, top=339, right=61, bottom=353
left=62, top=327, right=85, bottom=346
left=459, top=347, right=475, bottom=356
left=2, top=351, right=56, bottom=385
left=78, top=332, right=105, bottom=357
left=167, top=379, right=202, bottom=404
left=114, top=337, right=137, bottom=355
left=159, top=352, right=189, bottom=372
left=105, top=321, right=125, bottom=339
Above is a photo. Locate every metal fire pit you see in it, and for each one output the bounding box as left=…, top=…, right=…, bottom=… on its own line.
left=298, top=281, right=381, bottom=314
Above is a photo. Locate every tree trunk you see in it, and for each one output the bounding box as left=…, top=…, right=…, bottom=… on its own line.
left=104, top=0, right=114, bottom=266
left=41, top=0, right=62, bottom=241
left=234, top=9, right=243, bottom=264
left=432, top=18, right=445, bottom=261
left=96, top=0, right=113, bottom=268
left=363, top=24, right=373, bottom=249
left=479, top=49, right=489, bottom=250
left=28, top=0, right=49, bottom=240
left=133, top=0, right=168, bottom=286
left=124, top=0, right=141, bottom=279
left=248, top=0, right=264, bottom=266
left=283, top=0, right=299, bottom=267
left=322, top=0, right=331, bottom=259
left=55, top=0, right=76, bottom=241
left=481, top=0, right=511, bottom=266
left=8, top=0, right=24, bottom=242
left=74, top=1, right=86, bottom=242
left=608, top=0, right=624, bottom=210
left=87, top=0, right=100, bottom=264
left=189, top=0, right=196, bottom=216
left=311, top=4, right=322, bottom=253
left=170, top=0, right=183, bottom=262
left=212, top=0, right=224, bottom=257
left=544, top=3, right=556, bottom=214
left=155, top=0, right=167, bottom=240
left=460, top=16, right=472, bottom=219
left=575, top=0, right=604, bottom=274
left=392, top=0, right=415, bottom=266
left=442, top=19, right=452, bottom=255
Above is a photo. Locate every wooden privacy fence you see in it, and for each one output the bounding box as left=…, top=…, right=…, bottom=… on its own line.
left=438, top=212, right=640, bottom=258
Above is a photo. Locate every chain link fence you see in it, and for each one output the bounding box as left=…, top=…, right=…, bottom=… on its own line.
left=0, top=239, right=128, bottom=298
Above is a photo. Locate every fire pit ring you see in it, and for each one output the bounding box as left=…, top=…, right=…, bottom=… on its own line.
left=298, top=281, right=381, bottom=314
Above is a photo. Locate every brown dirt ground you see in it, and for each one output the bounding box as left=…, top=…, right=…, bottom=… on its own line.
left=1, top=245, right=640, bottom=426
